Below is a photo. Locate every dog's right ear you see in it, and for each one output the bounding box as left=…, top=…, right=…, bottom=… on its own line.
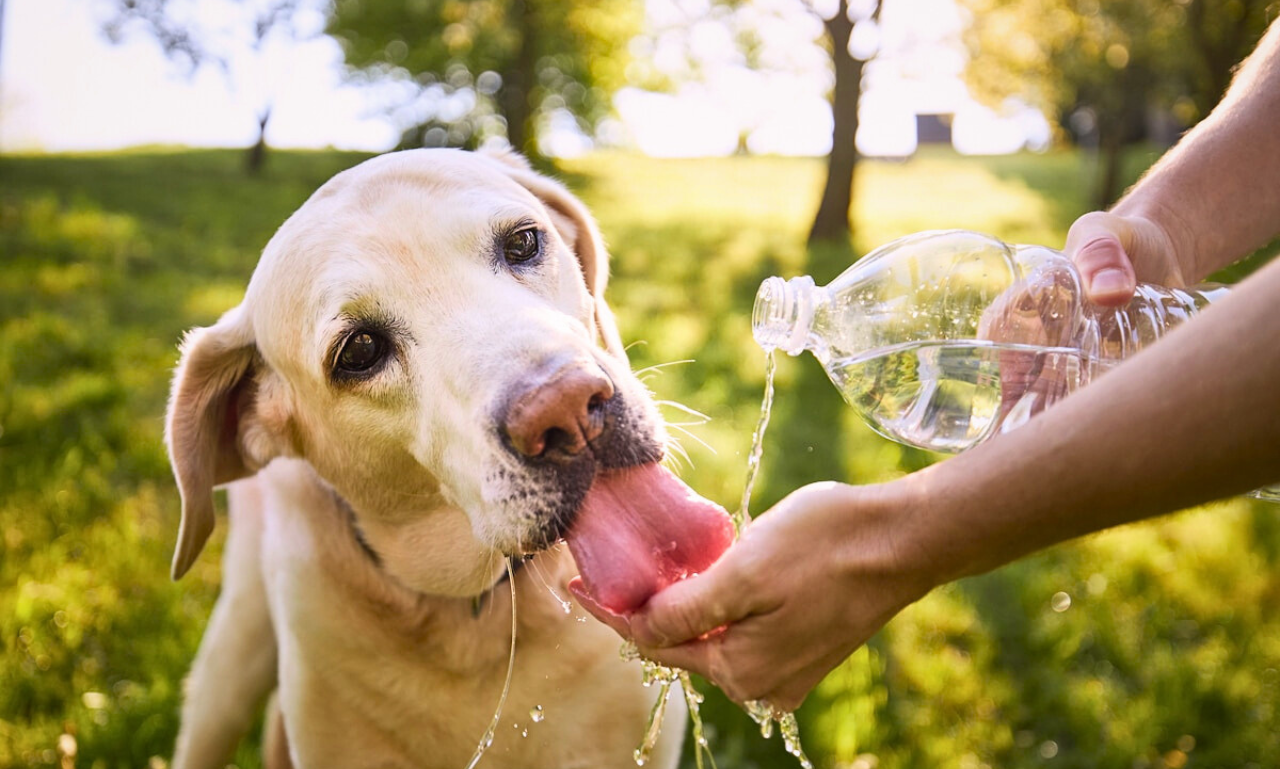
left=165, top=305, right=274, bottom=579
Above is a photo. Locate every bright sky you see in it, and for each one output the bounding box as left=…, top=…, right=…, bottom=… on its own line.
left=0, top=0, right=396, bottom=152
left=0, top=0, right=1047, bottom=156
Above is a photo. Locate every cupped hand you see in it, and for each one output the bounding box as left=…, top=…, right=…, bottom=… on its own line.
left=1065, top=211, right=1190, bottom=306
left=574, top=481, right=935, bottom=711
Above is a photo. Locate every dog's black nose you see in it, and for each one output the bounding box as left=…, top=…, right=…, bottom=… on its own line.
left=501, top=361, right=614, bottom=462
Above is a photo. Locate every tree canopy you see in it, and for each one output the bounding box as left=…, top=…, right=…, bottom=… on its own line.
left=960, top=0, right=1279, bottom=206
left=327, top=0, right=639, bottom=156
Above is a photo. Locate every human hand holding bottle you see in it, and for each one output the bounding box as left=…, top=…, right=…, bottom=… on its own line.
left=1064, top=210, right=1195, bottom=306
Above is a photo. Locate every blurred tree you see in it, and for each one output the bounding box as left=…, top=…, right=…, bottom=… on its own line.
left=960, top=0, right=1279, bottom=209
left=628, top=0, right=880, bottom=243
left=327, top=0, right=638, bottom=158
left=98, top=0, right=325, bottom=174
left=807, top=0, right=881, bottom=246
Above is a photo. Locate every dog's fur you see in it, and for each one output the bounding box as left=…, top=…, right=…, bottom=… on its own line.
left=165, top=148, right=685, bottom=768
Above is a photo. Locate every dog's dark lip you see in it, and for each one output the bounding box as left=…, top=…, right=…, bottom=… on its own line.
left=528, top=450, right=667, bottom=554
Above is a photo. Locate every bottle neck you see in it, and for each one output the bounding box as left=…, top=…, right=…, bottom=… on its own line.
left=753, top=275, right=817, bottom=356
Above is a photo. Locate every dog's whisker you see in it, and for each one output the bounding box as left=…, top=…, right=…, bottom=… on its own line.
left=654, top=399, right=711, bottom=424
left=632, top=359, right=696, bottom=379
left=666, top=422, right=717, bottom=456
left=663, top=436, right=693, bottom=472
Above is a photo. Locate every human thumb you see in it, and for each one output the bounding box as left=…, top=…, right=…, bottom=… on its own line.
left=630, top=556, right=751, bottom=648
left=1065, top=211, right=1137, bottom=307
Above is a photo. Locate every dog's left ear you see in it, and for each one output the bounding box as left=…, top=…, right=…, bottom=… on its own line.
left=165, top=304, right=290, bottom=579
left=481, top=147, right=627, bottom=360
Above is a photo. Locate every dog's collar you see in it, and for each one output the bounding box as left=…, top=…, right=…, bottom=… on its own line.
left=330, top=488, right=529, bottom=619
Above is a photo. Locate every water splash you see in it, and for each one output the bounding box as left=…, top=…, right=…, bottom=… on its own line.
left=622, top=641, right=717, bottom=769
left=464, top=559, right=518, bottom=769
left=745, top=701, right=813, bottom=769
left=735, top=350, right=813, bottom=766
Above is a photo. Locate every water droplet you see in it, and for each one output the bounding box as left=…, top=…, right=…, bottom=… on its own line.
left=529, top=705, right=545, bottom=723
left=1039, top=740, right=1059, bottom=759
left=1051, top=591, right=1071, bottom=612
left=521, top=728, right=528, bottom=738
left=576, top=616, right=587, bottom=623
left=620, top=640, right=641, bottom=661
left=560, top=600, right=572, bottom=614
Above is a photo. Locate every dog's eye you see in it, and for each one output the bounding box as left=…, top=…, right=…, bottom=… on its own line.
left=336, top=331, right=387, bottom=374
left=503, top=228, right=541, bottom=265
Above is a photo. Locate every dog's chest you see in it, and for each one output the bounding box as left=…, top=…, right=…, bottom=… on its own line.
left=262, top=539, right=684, bottom=768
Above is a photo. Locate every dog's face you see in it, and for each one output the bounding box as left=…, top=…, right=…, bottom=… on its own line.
left=165, top=149, right=664, bottom=596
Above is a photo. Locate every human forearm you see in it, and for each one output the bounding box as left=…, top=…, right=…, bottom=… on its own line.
left=900, top=254, right=1280, bottom=584
left=1111, top=20, right=1280, bottom=280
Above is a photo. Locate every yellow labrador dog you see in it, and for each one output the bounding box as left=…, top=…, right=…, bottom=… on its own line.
left=164, top=148, right=733, bottom=768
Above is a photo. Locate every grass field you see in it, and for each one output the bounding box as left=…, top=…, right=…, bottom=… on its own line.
left=2, top=146, right=1278, bottom=769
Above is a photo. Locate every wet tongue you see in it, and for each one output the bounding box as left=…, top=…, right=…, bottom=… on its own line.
left=566, top=463, right=734, bottom=615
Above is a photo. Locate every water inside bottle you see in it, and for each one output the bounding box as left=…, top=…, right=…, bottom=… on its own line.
left=829, top=340, right=1089, bottom=453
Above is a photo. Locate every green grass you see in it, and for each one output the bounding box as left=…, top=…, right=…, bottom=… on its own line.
left=2, top=146, right=1278, bottom=769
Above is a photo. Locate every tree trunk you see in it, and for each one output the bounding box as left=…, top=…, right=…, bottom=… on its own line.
left=1092, top=70, right=1149, bottom=210
left=498, top=0, right=536, bottom=156
left=1093, top=121, right=1124, bottom=211
left=246, top=108, right=270, bottom=176
left=808, top=0, right=866, bottom=246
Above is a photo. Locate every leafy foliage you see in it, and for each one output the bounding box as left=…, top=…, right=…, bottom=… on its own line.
left=958, top=0, right=1280, bottom=205
left=327, top=0, right=639, bottom=154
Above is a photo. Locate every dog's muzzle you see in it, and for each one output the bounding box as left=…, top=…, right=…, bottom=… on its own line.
left=491, top=357, right=665, bottom=550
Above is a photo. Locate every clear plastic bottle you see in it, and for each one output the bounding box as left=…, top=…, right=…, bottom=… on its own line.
left=752, top=229, right=1277, bottom=502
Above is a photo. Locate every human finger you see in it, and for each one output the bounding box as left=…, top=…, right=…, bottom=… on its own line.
left=629, top=552, right=759, bottom=648
left=1065, top=211, right=1137, bottom=306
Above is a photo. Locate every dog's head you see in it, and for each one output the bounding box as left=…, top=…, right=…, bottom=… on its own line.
left=165, top=148, right=668, bottom=596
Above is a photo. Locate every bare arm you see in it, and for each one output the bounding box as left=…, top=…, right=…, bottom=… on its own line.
left=903, top=251, right=1280, bottom=583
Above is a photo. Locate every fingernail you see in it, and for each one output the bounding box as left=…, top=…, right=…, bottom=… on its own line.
left=1089, top=267, right=1131, bottom=297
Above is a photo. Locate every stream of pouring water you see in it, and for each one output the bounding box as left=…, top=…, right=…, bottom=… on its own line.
left=629, top=350, right=812, bottom=769
left=733, top=351, right=812, bottom=768
left=465, top=558, right=518, bottom=769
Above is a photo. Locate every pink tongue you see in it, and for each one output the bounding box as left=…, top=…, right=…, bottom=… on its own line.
left=566, top=463, right=734, bottom=615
